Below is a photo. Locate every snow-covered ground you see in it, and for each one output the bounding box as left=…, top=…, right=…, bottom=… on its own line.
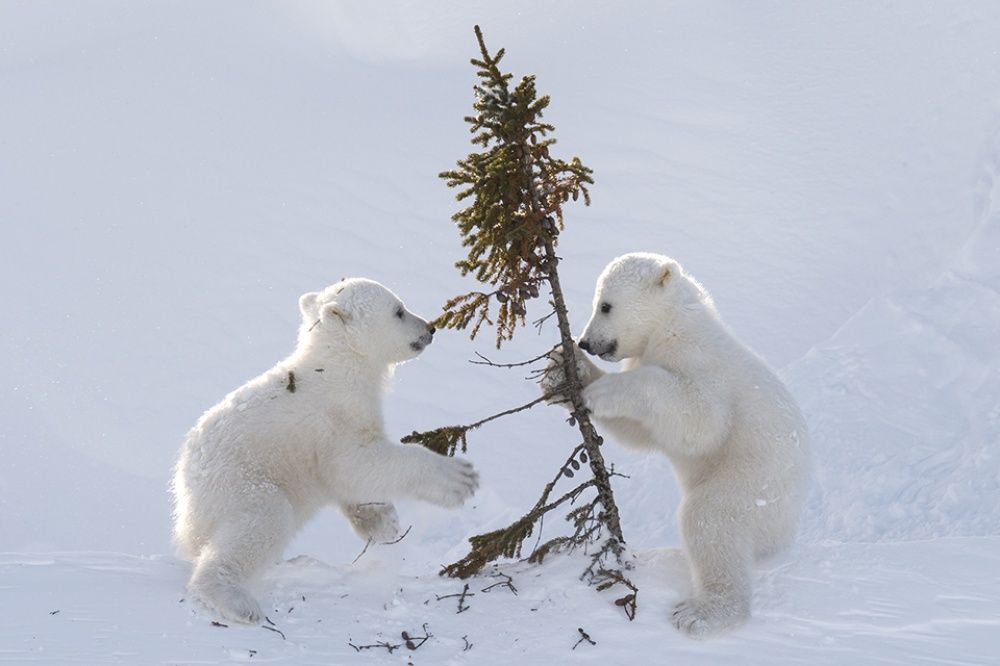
left=2, top=1, right=999, bottom=663
left=5, top=539, right=1000, bottom=665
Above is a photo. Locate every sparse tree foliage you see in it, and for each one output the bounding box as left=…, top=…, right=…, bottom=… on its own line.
left=435, top=25, right=592, bottom=348
left=405, top=25, right=637, bottom=618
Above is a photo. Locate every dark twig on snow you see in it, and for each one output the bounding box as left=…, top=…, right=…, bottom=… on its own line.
left=480, top=572, right=518, bottom=596
left=401, top=623, right=433, bottom=650
left=286, top=371, right=296, bottom=393
left=210, top=620, right=228, bottom=628
left=435, top=583, right=474, bottom=613
left=572, top=627, right=596, bottom=650
left=348, top=639, right=401, bottom=654
left=462, top=635, right=473, bottom=651
left=262, top=618, right=286, bottom=640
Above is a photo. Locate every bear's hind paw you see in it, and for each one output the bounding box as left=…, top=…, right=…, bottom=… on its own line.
left=202, top=585, right=264, bottom=625
left=671, top=595, right=749, bottom=639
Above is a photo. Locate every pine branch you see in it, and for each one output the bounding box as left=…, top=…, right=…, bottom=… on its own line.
left=469, top=348, right=555, bottom=368
left=402, top=391, right=562, bottom=456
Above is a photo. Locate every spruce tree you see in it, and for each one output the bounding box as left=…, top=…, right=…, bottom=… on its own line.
left=403, top=26, right=636, bottom=618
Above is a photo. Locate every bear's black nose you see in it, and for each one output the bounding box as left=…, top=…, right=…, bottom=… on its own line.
left=578, top=339, right=592, bottom=353
left=427, top=324, right=436, bottom=335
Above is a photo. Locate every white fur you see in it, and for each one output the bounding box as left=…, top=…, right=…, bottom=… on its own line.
left=541, top=253, right=809, bottom=638
left=171, top=278, right=478, bottom=624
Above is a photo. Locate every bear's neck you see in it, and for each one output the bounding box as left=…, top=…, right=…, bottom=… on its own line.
left=641, top=308, right=732, bottom=373
left=287, top=339, right=391, bottom=395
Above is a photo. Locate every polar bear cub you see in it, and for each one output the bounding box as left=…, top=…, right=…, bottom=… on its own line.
left=542, top=253, right=808, bottom=638
left=172, top=278, right=479, bottom=624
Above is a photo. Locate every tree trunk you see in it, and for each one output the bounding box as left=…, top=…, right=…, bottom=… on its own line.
left=542, top=237, right=626, bottom=546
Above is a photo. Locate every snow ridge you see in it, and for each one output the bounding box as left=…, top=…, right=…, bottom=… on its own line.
left=789, top=126, right=1000, bottom=543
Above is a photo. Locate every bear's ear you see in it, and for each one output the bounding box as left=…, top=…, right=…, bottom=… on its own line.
left=299, top=292, right=321, bottom=319
left=656, top=263, right=672, bottom=286
left=322, top=302, right=350, bottom=325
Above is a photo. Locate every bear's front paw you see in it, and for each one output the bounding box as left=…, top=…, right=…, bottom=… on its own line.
left=425, top=456, right=479, bottom=509
left=671, top=595, right=750, bottom=639
left=539, top=343, right=601, bottom=406
left=581, top=377, right=622, bottom=418
left=538, top=347, right=570, bottom=405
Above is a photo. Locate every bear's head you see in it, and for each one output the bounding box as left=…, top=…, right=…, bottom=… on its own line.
left=297, top=278, right=435, bottom=364
left=578, top=253, right=712, bottom=362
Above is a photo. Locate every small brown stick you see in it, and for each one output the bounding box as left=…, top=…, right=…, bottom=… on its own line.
left=480, top=572, right=518, bottom=596
left=401, top=623, right=432, bottom=650
left=348, top=640, right=401, bottom=653
left=572, top=627, right=596, bottom=650
left=262, top=617, right=286, bottom=640
left=435, top=583, right=473, bottom=613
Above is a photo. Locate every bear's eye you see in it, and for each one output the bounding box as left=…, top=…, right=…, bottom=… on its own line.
left=395, top=307, right=404, bottom=320
left=600, top=302, right=612, bottom=314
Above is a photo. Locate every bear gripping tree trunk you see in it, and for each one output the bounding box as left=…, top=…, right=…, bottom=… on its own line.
left=540, top=237, right=625, bottom=546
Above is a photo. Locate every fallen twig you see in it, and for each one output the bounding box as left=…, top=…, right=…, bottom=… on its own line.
left=480, top=572, right=518, bottom=596
left=401, top=623, right=432, bottom=650
left=261, top=620, right=286, bottom=640
left=572, top=627, right=596, bottom=650
left=348, top=639, right=401, bottom=654
left=435, top=583, right=474, bottom=613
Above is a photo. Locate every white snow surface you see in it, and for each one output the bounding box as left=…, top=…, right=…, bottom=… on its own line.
left=2, top=1, right=999, bottom=664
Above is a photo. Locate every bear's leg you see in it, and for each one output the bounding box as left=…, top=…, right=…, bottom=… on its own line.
left=342, top=502, right=400, bottom=542
left=672, top=495, right=753, bottom=639
left=340, top=441, right=478, bottom=509
left=188, top=494, right=295, bottom=624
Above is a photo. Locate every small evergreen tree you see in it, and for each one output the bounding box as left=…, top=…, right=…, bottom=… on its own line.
left=403, top=26, right=636, bottom=618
